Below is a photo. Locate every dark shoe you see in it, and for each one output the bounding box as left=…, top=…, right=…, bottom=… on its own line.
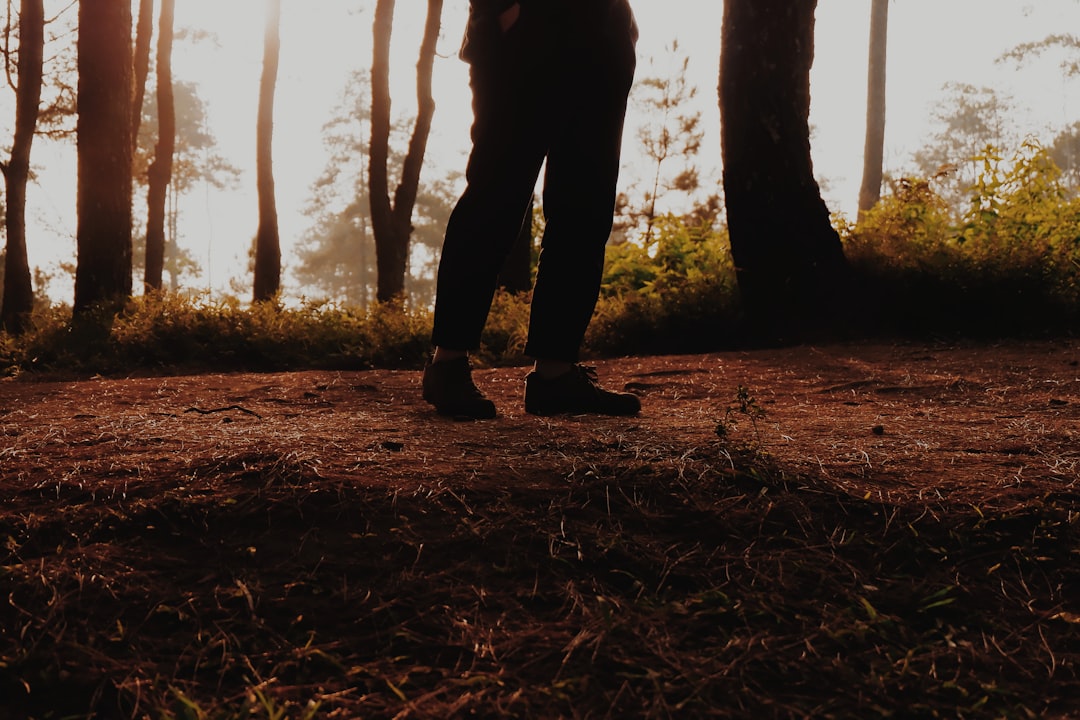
left=524, top=364, right=641, bottom=416
left=422, top=357, right=497, bottom=419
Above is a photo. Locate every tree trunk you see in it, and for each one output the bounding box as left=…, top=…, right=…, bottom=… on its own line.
left=857, top=0, right=888, bottom=216
left=719, top=0, right=847, bottom=343
left=131, top=0, right=154, bottom=152
left=1, top=0, right=44, bottom=334
left=369, top=0, right=442, bottom=303
left=144, top=0, right=174, bottom=292
left=253, top=0, right=282, bottom=303
left=74, top=0, right=134, bottom=314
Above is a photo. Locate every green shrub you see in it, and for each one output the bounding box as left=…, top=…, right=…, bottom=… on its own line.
left=6, top=161, right=1080, bottom=379
left=841, top=142, right=1080, bottom=336
left=477, top=289, right=532, bottom=366
left=589, top=216, right=742, bottom=355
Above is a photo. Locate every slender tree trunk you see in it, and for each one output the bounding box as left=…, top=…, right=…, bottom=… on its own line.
left=144, top=0, right=174, bottom=292
left=369, top=0, right=442, bottom=303
left=253, top=0, right=281, bottom=303
left=369, top=0, right=395, bottom=299
left=1, top=0, right=44, bottom=334
left=131, top=0, right=154, bottom=152
left=857, top=0, right=888, bottom=216
left=719, top=0, right=847, bottom=343
left=74, top=0, right=134, bottom=314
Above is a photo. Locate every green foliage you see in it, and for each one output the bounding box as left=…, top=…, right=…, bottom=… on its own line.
left=477, top=288, right=532, bottom=366
left=911, top=83, right=1017, bottom=210
left=844, top=141, right=1080, bottom=335
left=9, top=141, right=1080, bottom=378
left=589, top=215, right=741, bottom=355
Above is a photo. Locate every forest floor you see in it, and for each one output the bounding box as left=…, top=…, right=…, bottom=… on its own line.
left=1, top=338, right=1079, bottom=718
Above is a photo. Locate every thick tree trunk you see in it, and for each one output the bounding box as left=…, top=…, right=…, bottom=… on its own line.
left=144, top=0, right=175, bottom=292
left=369, top=0, right=442, bottom=303
left=131, top=0, right=154, bottom=152
left=719, top=0, right=847, bottom=342
left=1, top=0, right=44, bottom=334
left=253, top=0, right=282, bottom=303
left=857, top=0, right=888, bottom=216
left=74, top=0, right=134, bottom=314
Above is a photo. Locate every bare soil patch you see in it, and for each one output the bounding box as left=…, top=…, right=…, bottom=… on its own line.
left=1, top=339, right=1078, bottom=718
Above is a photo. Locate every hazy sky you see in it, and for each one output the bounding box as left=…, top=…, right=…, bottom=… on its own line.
left=7, top=1, right=1080, bottom=299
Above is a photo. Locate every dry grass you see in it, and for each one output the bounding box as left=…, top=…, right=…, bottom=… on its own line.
left=1, top=344, right=1079, bottom=718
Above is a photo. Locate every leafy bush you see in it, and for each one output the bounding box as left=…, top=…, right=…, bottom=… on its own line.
left=1, top=294, right=433, bottom=376
left=588, top=215, right=742, bottom=355
left=842, top=142, right=1080, bottom=335
left=477, top=289, right=532, bottom=366
left=6, top=156, right=1080, bottom=378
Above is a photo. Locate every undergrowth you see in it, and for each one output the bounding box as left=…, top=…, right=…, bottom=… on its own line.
left=2, top=140, right=1080, bottom=377
left=841, top=142, right=1080, bottom=336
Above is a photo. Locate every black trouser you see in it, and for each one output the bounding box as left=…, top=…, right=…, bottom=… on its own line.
left=431, top=0, right=637, bottom=362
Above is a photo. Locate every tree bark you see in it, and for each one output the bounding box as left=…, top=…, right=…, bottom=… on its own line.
left=144, top=0, right=174, bottom=292
left=857, top=0, right=888, bottom=216
left=253, top=0, right=281, bottom=303
left=131, top=0, right=154, bottom=152
left=369, top=0, right=442, bottom=303
left=719, top=0, right=847, bottom=342
left=74, top=0, right=134, bottom=314
left=1, top=0, right=44, bottom=334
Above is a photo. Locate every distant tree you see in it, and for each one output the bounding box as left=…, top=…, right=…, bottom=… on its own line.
left=74, top=0, right=134, bottom=314
left=998, top=33, right=1080, bottom=192
left=133, top=81, right=238, bottom=289
left=1, top=0, right=43, bottom=333
left=296, top=204, right=375, bottom=307
left=295, top=71, right=375, bottom=306
left=135, top=82, right=239, bottom=198
left=857, top=0, right=888, bottom=216
left=911, top=83, right=1016, bottom=211
left=1049, top=122, right=1080, bottom=189
left=719, top=0, right=847, bottom=342
left=253, top=0, right=281, bottom=303
left=368, top=0, right=442, bottom=303
left=998, top=33, right=1080, bottom=76
left=625, top=43, right=707, bottom=242
left=2, top=2, right=77, bottom=139
left=143, top=0, right=174, bottom=292
left=296, top=68, right=455, bottom=308
left=131, top=0, right=153, bottom=151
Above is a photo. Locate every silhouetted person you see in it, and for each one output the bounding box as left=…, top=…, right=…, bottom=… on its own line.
left=423, top=0, right=640, bottom=419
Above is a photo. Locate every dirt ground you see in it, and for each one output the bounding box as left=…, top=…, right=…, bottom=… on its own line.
left=2, top=338, right=1079, bottom=717
left=2, top=338, right=1076, bottom=510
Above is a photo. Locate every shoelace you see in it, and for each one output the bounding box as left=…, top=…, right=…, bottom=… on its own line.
left=575, top=365, right=600, bottom=385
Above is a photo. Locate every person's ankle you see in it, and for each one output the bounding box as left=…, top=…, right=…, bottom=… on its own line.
left=533, top=359, right=574, bottom=379
left=432, top=347, right=468, bottom=365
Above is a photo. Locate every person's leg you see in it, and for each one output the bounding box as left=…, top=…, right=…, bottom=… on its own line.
left=522, top=7, right=640, bottom=416
left=524, top=14, right=636, bottom=364
left=431, top=47, right=548, bottom=354
left=425, top=13, right=549, bottom=418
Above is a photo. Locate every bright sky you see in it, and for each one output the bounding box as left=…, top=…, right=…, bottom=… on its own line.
left=7, top=0, right=1080, bottom=300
